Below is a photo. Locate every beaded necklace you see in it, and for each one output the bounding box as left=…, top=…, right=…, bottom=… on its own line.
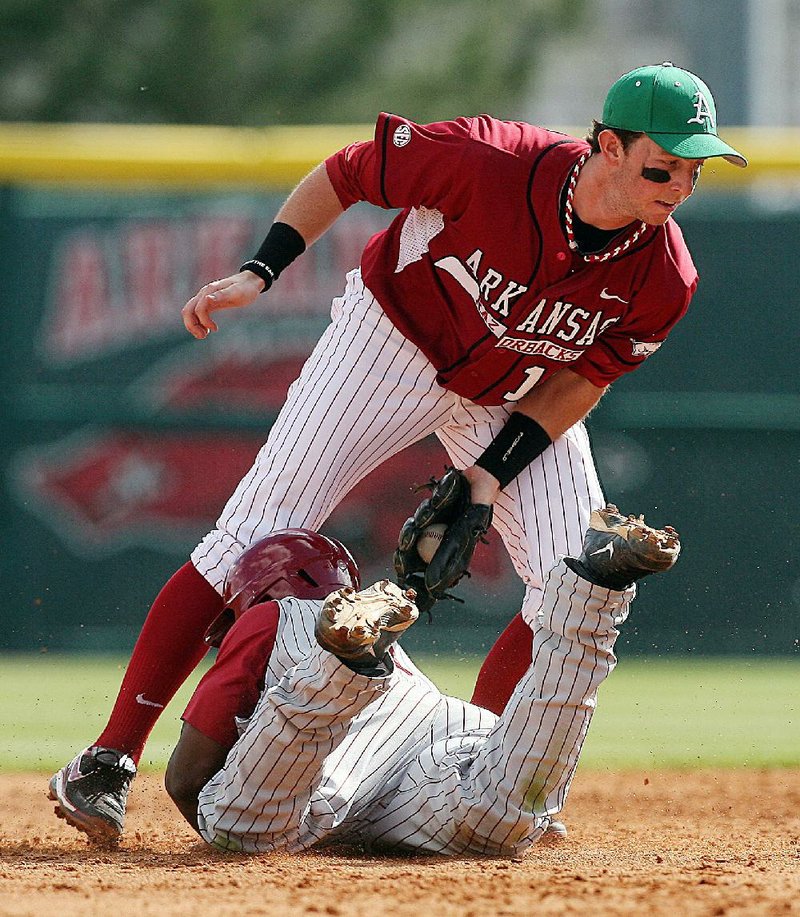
left=563, top=152, right=647, bottom=263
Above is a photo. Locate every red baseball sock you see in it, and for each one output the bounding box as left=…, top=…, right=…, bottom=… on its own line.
left=95, top=562, right=224, bottom=764
left=470, top=612, right=533, bottom=715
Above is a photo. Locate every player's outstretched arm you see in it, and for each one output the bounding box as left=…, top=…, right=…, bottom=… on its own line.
left=182, top=163, right=344, bottom=339
left=466, top=369, right=608, bottom=505
left=165, top=722, right=230, bottom=833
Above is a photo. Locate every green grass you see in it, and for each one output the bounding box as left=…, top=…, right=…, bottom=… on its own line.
left=571, top=657, right=799, bottom=770
left=1, top=654, right=797, bottom=772
left=419, top=655, right=800, bottom=770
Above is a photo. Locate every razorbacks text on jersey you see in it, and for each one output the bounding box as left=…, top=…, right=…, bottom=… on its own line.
left=326, top=114, right=698, bottom=405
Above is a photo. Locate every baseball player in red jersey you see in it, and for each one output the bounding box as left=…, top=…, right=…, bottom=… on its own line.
left=49, top=63, right=745, bottom=843
left=166, top=510, right=680, bottom=855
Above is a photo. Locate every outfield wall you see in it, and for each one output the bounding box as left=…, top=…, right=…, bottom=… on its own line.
left=0, top=124, right=797, bottom=656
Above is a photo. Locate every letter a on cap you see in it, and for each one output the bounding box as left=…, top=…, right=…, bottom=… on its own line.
left=687, top=90, right=714, bottom=128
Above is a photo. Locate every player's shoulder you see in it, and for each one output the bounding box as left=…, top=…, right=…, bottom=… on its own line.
left=656, top=218, right=698, bottom=289
left=376, top=111, right=474, bottom=142
left=278, top=595, right=325, bottom=612
left=374, top=112, right=586, bottom=165
left=624, top=221, right=697, bottom=327
left=468, top=115, right=587, bottom=160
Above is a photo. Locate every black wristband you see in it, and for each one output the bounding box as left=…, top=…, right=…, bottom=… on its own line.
left=475, top=412, right=552, bottom=489
left=240, top=221, right=306, bottom=293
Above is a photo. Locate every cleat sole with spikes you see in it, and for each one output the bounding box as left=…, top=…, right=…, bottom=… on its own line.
left=316, top=580, right=419, bottom=661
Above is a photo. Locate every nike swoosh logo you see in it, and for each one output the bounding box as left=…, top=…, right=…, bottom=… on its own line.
left=136, top=693, right=165, bottom=708
left=599, top=288, right=629, bottom=303
left=590, top=542, right=615, bottom=558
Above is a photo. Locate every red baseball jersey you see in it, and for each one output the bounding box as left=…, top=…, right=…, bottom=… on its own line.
left=326, top=113, right=697, bottom=406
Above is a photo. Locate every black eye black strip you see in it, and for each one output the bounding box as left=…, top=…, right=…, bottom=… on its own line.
left=642, top=165, right=703, bottom=187
left=641, top=167, right=671, bottom=183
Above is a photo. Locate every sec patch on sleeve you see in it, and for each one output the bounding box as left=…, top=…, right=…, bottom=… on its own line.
left=393, top=124, right=412, bottom=147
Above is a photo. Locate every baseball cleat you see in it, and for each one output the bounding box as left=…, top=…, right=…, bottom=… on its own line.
left=48, top=745, right=137, bottom=844
left=541, top=820, right=568, bottom=843
left=315, top=579, right=419, bottom=662
left=567, top=504, right=681, bottom=591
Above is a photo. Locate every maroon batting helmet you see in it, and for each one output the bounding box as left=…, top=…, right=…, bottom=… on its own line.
left=223, top=528, right=360, bottom=616
left=204, top=529, right=360, bottom=647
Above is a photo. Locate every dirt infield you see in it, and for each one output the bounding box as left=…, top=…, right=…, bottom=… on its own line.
left=2, top=770, right=798, bottom=916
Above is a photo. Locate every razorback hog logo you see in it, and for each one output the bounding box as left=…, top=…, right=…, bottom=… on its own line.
left=631, top=339, right=663, bottom=357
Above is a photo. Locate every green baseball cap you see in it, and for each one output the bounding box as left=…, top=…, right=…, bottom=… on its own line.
left=602, top=62, right=747, bottom=167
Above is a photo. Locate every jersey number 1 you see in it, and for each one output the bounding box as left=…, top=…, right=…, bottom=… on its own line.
left=504, top=367, right=544, bottom=402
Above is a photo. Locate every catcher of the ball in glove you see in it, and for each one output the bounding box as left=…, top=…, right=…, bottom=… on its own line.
left=393, top=468, right=493, bottom=614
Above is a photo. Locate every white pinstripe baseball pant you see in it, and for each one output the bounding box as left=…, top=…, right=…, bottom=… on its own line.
left=191, top=269, right=606, bottom=629
left=196, top=563, right=634, bottom=856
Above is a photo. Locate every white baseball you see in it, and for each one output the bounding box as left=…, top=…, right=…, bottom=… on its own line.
left=416, top=523, right=447, bottom=564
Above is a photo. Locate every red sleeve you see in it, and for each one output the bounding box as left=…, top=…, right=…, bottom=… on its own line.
left=572, top=293, right=693, bottom=386
left=573, top=225, right=698, bottom=386
left=182, top=600, right=279, bottom=748
left=325, top=112, right=474, bottom=213
left=325, top=140, right=376, bottom=210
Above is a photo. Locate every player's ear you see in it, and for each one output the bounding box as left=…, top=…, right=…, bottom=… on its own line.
left=597, top=128, right=625, bottom=165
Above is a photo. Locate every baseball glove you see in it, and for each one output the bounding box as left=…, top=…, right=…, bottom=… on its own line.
left=393, top=468, right=493, bottom=613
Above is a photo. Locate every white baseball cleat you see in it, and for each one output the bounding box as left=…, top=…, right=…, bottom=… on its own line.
left=315, top=580, right=419, bottom=662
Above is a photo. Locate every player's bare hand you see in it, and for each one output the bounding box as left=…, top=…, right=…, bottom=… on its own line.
left=182, top=271, right=266, bottom=339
